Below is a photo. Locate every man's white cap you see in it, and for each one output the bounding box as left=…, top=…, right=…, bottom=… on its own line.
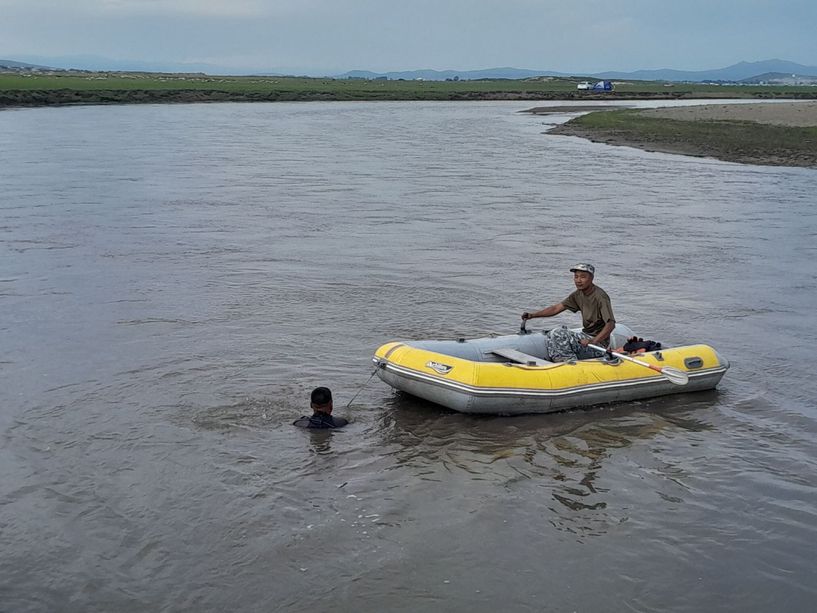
left=570, top=263, right=595, bottom=275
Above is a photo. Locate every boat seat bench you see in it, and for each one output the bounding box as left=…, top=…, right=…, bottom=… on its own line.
left=490, top=348, right=554, bottom=366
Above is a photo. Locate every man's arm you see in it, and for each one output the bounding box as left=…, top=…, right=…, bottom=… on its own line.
left=522, top=303, right=567, bottom=320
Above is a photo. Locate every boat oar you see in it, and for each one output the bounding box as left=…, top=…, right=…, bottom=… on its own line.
left=587, top=343, right=689, bottom=386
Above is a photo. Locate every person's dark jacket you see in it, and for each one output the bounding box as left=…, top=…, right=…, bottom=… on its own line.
left=293, top=412, right=348, bottom=429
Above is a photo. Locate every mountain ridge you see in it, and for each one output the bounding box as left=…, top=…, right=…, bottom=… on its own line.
left=3, top=57, right=816, bottom=82
left=338, top=60, right=817, bottom=82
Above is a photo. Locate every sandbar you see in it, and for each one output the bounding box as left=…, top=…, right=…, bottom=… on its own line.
left=549, top=101, right=817, bottom=168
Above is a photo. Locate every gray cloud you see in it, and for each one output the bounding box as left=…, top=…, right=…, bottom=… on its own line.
left=1, top=0, right=815, bottom=74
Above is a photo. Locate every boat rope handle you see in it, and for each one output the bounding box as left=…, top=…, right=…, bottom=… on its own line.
left=346, top=367, right=379, bottom=408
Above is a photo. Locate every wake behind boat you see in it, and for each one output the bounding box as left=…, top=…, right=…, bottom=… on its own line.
left=372, top=325, right=729, bottom=415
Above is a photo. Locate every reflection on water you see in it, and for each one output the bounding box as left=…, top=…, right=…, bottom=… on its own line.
left=378, top=391, right=719, bottom=539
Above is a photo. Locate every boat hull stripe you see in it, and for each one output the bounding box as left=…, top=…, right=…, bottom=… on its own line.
left=374, top=359, right=727, bottom=398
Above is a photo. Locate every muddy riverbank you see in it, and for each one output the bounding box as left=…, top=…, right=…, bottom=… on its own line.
left=549, top=102, right=817, bottom=168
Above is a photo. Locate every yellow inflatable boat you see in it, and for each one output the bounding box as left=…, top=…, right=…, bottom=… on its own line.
left=372, top=328, right=729, bottom=415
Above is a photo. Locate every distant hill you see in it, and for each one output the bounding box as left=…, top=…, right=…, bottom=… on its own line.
left=739, top=72, right=817, bottom=85
left=340, top=59, right=817, bottom=83
left=4, top=55, right=816, bottom=83
left=0, top=59, right=53, bottom=70
left=339, top=67, right=575, bottom=81
left=6, top=54, right=244, bottom=75
left=594, top=59, right=817, bottom=82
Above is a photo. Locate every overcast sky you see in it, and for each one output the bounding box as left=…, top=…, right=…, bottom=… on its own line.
left=2, top=0, right=815, bottom=74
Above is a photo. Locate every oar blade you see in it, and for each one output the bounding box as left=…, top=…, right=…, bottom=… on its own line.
left=661, top=366, right=689, bottom=386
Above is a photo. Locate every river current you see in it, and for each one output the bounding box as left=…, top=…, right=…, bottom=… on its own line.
left=1, top=100, right=816, bottom=612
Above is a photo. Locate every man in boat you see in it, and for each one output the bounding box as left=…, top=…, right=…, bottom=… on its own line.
left=521, top=263, right=615, bottom=362
left=293, top=387, right=348, bottom=429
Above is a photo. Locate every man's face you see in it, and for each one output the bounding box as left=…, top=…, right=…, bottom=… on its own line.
left=573, top=271, right=594, bottom=291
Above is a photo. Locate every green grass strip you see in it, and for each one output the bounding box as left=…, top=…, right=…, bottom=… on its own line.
left=561, top=109, right=817, bottom=166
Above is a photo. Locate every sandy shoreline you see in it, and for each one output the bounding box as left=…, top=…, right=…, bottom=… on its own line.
left=638, top=101, right=817, bottom=127
left=522, top=104, right=629, bottom=114
left=549, top=102, right=817, bottom=168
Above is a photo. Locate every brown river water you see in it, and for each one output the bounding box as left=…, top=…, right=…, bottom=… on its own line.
left=1, top=101, right=816, bottom=612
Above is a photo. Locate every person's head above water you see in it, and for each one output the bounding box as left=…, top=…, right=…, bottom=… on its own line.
left=310, top=387, right=333, bottom=414
left=293, top=386, right=347, bottom=429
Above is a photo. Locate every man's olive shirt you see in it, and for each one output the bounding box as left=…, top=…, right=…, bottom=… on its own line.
left=561, top=285, right=615, bottom=336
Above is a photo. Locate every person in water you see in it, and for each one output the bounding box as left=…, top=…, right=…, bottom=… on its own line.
left=293, top=387, right=348, bottom=429
left=521, top=263, right=616, bottom=362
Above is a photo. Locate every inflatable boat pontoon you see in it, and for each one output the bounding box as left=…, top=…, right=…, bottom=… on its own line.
left=372, top=326, right=729, bottom=415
